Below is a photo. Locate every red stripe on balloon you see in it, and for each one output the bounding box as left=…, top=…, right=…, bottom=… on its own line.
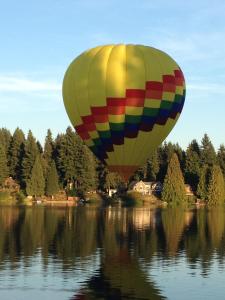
left=174, top=69, right=184, bottom=79
left=82, top=115, right=94, bottom=124
left=107, top=98, right=126, bottom=106
left=163, top=83, right=176, bottom=92
left=175, top=78, right=184, bottom=86
left=126, top=89, right=145, bottom=98
left=108, top=106, right=125, bottom=115
left=145, top=90, right=162, bottom=99
left=126, top=97, right=145, bottom=107
left=91, top=106, right=108, bottom=115
left=163, top=75, right=175, bottom=84
left=85, top=123, right=96, bottom=131
left=94, top=114, right=108, bottom=123
left=146, top=81, right=163, bottom=91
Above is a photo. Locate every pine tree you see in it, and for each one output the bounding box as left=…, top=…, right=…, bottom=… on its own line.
left=43, top=129, right=54, bottom=166
left=55, top=127, right=78, bottom=184
left=76, top=144, right=97, bottom=194
left=46, top=160, right=59, bottom=197
left=217, top=145, right=225, bottom=178
left=185, top=139, right=201, bottom=191
left=207, top=165, right=225, bottom=206
left=162, top=153, right=186, bottom=205
left=26, top=155, right=45, bottom=196
left=0, top=144, right=9, bottom=186
left=21, top=130, right=39, bottom=189
left=200, top=134, right=217, bottom=166
left=0, top=128, right=12, bottom=167
left=197, top=165, right=211, bottom=200
left=8, top=128, right=25, bottom=182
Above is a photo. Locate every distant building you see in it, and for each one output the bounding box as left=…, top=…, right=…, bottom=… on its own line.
left=3, top=177, right=20, bottom=192
left=108, top=188, right=117, bottom=197
left=129, top=180, right=162, bottom=195
left=185, top=184, right=194, bottom=196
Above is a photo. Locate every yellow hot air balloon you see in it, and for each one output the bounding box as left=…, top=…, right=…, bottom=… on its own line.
left=62, top=44, right=185, bottom=181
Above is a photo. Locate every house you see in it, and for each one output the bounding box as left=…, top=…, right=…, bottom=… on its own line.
left=129, top=180, right=162, bottom=195
left=185, top=184, right=194, bottom=196
left=108, top=188, right=117, bottom=197
left=3, top=177, right=20, bottom=192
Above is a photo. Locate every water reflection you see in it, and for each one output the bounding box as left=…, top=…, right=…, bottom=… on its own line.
left=0, top=206, right=225, bottom=299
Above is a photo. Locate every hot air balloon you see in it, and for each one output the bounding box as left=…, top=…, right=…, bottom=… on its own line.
left=62, top=44, right=185, bottom=181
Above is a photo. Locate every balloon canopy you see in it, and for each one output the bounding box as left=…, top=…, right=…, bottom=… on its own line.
left=62, top=44, right=186, bottom=181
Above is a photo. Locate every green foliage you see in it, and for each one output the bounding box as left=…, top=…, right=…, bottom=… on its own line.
left=200, top=134, right=217, bottom=166
left=26, top=155, right=45, bottom=196
left=15, top=191, right=26, bottom=203
left=22, top=130, right=39, bottom=189
left=8, top=127, right=25, bottom=183
left=55, top=127, right=79, bottom=183
left=162, top=153, right=186, bottom=205
left=43, top=129, right=54, bottom=177
left=185, top=139, right=201, bottom=191
left=217, top=144, right=225, bottom=178
left=0, top=191, right=11, bottom=202
left=0, top=144, right=9, bottom=186
left=207, top=165, right=225, bottom=206
left=46, top=160, right=59, bottom=197
left=146, top=151, right=159, bottom=181
left=197, top=165, right=211, bottom=200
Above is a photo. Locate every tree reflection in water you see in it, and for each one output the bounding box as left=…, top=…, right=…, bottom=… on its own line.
left=0, top=206, right=225, bottom=299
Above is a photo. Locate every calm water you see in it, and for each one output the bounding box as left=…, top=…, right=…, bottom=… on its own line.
left=0, top=206, right=225, bottom=299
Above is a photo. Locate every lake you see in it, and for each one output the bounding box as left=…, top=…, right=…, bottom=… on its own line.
left=0, top=205, right=225, bottom=299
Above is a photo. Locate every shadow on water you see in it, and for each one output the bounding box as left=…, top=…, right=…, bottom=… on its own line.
left=0, top=206, right=225, bottom=299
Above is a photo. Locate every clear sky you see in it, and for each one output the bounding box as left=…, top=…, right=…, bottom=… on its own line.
left=0, top=0, right=224, bottom=149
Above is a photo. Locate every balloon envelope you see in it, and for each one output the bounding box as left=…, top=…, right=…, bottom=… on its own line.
left=63, top=44, right=185, bottom=180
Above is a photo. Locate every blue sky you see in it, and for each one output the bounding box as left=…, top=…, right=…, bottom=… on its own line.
left=0, top=0, right=225, bottom=149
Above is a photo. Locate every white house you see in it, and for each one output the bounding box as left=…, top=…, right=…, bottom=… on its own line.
left=129, top=180, right=162, bottom=195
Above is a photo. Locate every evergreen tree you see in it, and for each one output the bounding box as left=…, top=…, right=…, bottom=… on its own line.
left=162, top=153, right=186, bottom=205
left=76, top=144, right=97, bottom=194
left=185, top=139, right=201, bottom=191
left=0, top=128, right=12, bottom=166
left=36, top=141, right=43, bottom=153
left=217, top=145, right=225, bottom=178
left=0, top=144, right=9, bottom=186
left=26, top=155, right=45, bottom=196
left=207, top=165, right=225, bottom=206
left=43, top=129, right=54, bottom=166
left=197, top=165, right=211, bottom=200
left=0, top=128, right=11, bottom=152
left=46, top=160, right=59, bottom=197
left=200, top=134, right=217, bottom=166
left=157, top=142, right=175, bottom=182
left=8, top=128, right=25, bottom=182
left=146, top=151, right=159, bottom=181
left=21, top=130, right=39, bottom=189
left=42, top=129, right=54, bottom=179
left=55, top=127, right=78, bottom=184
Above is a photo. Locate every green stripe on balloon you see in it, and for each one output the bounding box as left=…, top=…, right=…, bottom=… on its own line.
left=143, top=107, right=159, bottom=116
left=125, top=115, right=142, bottom=124
left=110, top=123, right=124, bottom=131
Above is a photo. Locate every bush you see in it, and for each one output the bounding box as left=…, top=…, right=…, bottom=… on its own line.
left=0, top=191, right=11, bottom=202
left=122, top=191, right=144, bottom=207
left=15, top=191, right=26, bottom=203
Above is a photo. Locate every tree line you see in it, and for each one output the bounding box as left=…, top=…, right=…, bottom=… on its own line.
left=0, top=127, right=224, bottom=203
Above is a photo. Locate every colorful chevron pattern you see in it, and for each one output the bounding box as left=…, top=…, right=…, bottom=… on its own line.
left=75, top=69, right=185, bottom=162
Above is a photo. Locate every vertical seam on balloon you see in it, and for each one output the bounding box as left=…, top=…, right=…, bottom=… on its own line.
left=122, top=44, right=127, bottom=177
left=105, top=45, right=120, bottom=168
left=134, top=46, right=156, bottom=167
left=86, top=46, right=105, bottom=159
left=154, top=49, right=177, bottom=152
left=131, top=44, right=147, bottom=169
